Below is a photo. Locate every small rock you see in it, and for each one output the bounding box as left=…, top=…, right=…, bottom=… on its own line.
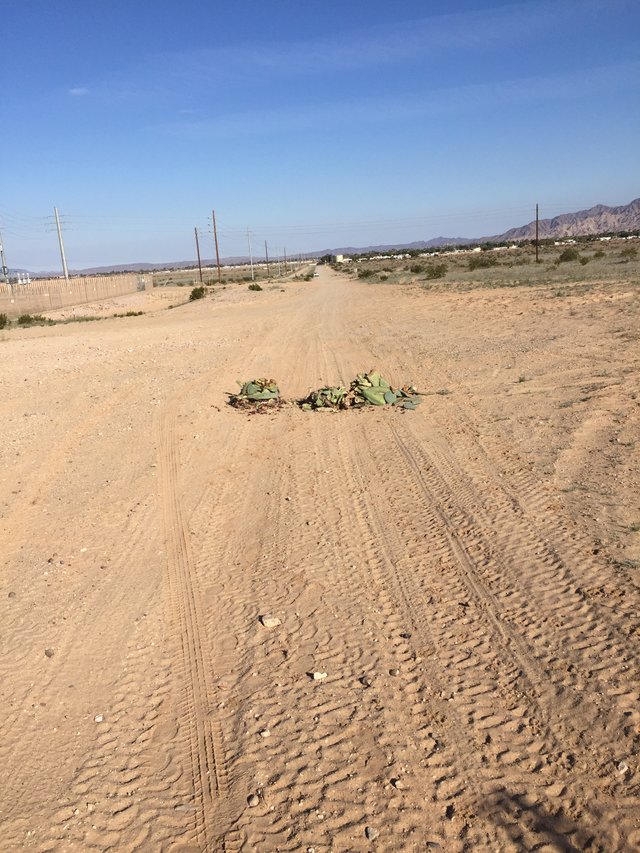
left=389, top=667, right=400, bottom=676
left=247, top=793, right=260, bottom=807
left=311, top=671, right=327, bottom=681
left=94, top=714, right=104, bottom=723
left=445, top=803, right=455, bottom=820
left=365, top=826, right=379, bottom=840
left=617, top=761, right=632, bottom=779
left=259, top=729, right=271, bottom=738
left=260, top=615, right=281, bottom=629
left=44, top=648, right=55, bottom=658
left=399, top=631, right=411, bottom=639
left=391, top=777, right=405, bottom=790
left=360, top=675, right=372, bottom=688
left=7, top=591, right=16, bottom=599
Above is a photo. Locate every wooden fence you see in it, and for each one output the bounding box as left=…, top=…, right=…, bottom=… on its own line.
left=0, top=274, right=149, bottom=318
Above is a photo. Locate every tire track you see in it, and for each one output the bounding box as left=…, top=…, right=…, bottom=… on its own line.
left=158, top=405, right=230, bottom=851
left=370, top=416, right=635, bottom=850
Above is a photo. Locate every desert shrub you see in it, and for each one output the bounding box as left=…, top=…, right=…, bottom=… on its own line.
left=410, top=264, right=424, bottom=274
left=594, top=249, right=605, bottom=259
left=425, top=263, right=447, bottom=279
left=379, top=274, right=389, bottom=281
left=189, top=286, right=206, bottom=301
left=468, top=255, right=498, bottom=271
left=358, top=269, right=375, bottom=279
left=557, top=247, right=579, bottom=263
left=0, top=313, right=8, bottom=329
left=621, top=246, right=637, bottom=260
left=17, top=314, right=51, bottom=325
left=248, top=283, right=262, bottom=291
left=579, top=256, right=590, bottom=265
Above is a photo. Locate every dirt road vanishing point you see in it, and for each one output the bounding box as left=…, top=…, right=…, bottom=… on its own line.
left=1, top=267, right=639, bottom=851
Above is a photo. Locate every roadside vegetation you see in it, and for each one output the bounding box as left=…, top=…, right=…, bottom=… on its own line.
left=1, top=310, right=145, bottom=330
left=339, top=234, right=640, bottom=295
left=151, top=261, right=314, bottom=288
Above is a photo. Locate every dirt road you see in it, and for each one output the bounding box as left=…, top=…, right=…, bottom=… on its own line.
left=1, top=267, right=639, bottom=851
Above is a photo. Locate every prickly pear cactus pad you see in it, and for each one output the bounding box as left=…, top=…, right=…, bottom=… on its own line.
left=299, top=371, right=422, bottom=410
left=229, top=378, right=283, bottom=411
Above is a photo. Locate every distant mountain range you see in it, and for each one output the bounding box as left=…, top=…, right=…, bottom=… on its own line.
left=319, top=198, right=640, bottom=255
left=13, top=197, right=640, bottom=277
left=494, top=197, right=640, bottom=242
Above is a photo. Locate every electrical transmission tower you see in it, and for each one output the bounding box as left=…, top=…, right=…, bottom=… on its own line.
left=0, top=230, right=9, bottom=283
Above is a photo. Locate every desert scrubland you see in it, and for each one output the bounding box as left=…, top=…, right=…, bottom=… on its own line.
left=0, top=253, right=639, bottom=851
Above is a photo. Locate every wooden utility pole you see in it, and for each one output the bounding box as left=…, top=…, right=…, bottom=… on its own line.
left=194, top=227, right=203, bottom=282
left=264, top=240, right=270, bottom=278
left=212, top=209, right=222, bottom=283
left=283, top=248, right=288, bottom=272
left=535, top=203, right=539, bottom=263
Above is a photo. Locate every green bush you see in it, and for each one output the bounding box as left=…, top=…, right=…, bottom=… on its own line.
left=594, top=249, right=605, bottom=259
left=468, top=255, right=498, bottom=271
left=410, top=264, right=424, bottom=274
left=17, top=314, right=51, bottom=325
left=0, top=313, right=8, bottom=330
left=621, top=246, right=637, bottom=260
left=189, top=286, right=206, bottom=301
left=557, top=247, right=579, bottom=263
left=579, top=256, right=590, bottom=265
left=248, top=283, right=262, bottom=291
left=358, top=269, right=375, bottom=279
left=425, top=263, right=447, bottom=279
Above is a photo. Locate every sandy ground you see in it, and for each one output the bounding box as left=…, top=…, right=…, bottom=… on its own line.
left=0, top=267, right=639, bottom=852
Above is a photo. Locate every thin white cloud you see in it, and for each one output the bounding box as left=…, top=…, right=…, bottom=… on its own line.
left=146, top=0, right=634, bottom=87
left=156, top=60, right=640, bottom=139
left=69, top=87, right=89, bottom=96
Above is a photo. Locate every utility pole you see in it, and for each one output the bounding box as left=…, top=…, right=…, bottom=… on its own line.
left=212, top=209, right=221, bottom=283
left=0, top=230, right=9, bottom=283
left=54, top=206, right=69, bottom=281
left=283, top=248, right=288, bottom=273
left=277, top=254, right=281, bottom=276
left=194, top=227, right=203, bottom=283
left=264, top=240, right=270, bottom=278
left=535, top=203, right=539, bottom=263
left=247, top=230, right=254, bottom=280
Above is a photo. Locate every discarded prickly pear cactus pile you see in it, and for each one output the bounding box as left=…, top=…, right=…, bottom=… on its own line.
left=229, top=371, right=421, bottom=412
left=229, top=378, right=282, bottom=410
left=299, top=371, right=421, bottom=411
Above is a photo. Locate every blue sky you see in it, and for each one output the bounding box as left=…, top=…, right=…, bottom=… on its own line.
left=1, top=0, right=638, bottom=270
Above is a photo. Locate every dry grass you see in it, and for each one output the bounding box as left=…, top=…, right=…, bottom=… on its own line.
left=343, top=237, right=640, bottom=294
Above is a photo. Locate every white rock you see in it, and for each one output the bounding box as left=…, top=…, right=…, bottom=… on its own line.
left=312, top=671, right=327, bottom=681
left=260, top=615, right=281, bottom=629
